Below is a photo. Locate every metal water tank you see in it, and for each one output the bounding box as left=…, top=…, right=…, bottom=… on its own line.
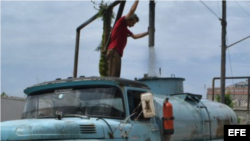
left=138, top=75, right=185, bottom=95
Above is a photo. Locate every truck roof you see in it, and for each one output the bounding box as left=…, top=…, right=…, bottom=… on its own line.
left=24, top=76, right=150, bottom=95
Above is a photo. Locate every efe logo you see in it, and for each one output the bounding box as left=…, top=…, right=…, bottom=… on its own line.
left=224, top=125, right=249, bottom=140
left=228, top=129, right=246, bottom=136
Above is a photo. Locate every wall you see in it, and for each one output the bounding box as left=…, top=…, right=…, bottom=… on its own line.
left=1, top=96, right=26, bottom=122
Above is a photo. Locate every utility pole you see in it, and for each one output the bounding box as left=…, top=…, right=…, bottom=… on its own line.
left=221, top=0, right=227, bottom=104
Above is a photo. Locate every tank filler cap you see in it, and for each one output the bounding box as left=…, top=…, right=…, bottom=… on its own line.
left=171, top=74, right=175, bottom=78
left=165, top=97, right=169, bottom=101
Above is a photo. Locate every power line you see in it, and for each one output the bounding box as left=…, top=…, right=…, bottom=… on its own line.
left=234, top=0, right=250, bottom=17
left=199, top=0, right=221, bottom=21
left=217, top=0, right=221, bottom=17
left=247, top=0, right=250, bottom=4
left=226, top=36, right=235, bottom=93
left=245, top=0, right=250, bottom=7
left=227, top=35, right=250, bottom=48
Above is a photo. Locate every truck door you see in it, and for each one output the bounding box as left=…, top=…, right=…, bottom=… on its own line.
left=126, top=89, right=161, bottom=141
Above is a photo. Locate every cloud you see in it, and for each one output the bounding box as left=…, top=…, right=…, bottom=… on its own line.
left=1, top=0, right=250, bottom=98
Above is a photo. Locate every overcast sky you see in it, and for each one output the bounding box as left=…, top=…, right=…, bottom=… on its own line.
left=1, top=0, right=250, bottom=98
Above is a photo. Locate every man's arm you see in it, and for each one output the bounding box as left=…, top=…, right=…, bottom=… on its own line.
left=125, top=0, right=139, bottom=19
left=130, top=31, right=149, bottom=39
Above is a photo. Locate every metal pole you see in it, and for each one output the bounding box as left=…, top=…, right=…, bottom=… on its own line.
left=73, top=1, right=122, bottom=78
left=73, top=31, right=80, bottom=78
left=220, top=0, right=227, bottom=104
left=114, top=1, right=126, bottom=24
left=248, top=78, right=250, bottom=112
left=73, top=13, right=99, bottom=78
left=105, top=1, right=126, bottom=51
left=149, top=0, right=155, bottom=47
left=212, top=78, right=215, bottom=101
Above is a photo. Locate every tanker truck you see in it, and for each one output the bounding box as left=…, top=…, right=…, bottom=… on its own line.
left=1, top=76, right=238, bottom=141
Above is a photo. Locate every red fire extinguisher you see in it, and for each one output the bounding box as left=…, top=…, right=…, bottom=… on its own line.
left=162, top=98, right=174, bottom=135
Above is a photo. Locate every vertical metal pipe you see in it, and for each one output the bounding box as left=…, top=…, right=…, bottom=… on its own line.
left=114, top=1, right=126, bottom=24
left=73, top=31, right=81, bottom=78
left=248, top=78, right=250, bottom=112
left=105, top=1, right=126, bottom=51
left=212, top=78, right=215, bottom=101
left=149, top=0, right=155, bottom=47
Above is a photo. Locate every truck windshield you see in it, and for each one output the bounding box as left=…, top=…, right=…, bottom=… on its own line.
left=22, top=87, right=125, bottom=119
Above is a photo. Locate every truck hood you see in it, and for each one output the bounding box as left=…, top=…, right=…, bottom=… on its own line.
left=1, top=118, right=107, bottom=140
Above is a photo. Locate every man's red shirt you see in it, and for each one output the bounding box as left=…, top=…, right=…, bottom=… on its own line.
left=108, top=16, right=133, bottom=57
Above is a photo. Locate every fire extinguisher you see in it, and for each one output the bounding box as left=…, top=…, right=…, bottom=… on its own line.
left=162, top=98, right=174, bottom=135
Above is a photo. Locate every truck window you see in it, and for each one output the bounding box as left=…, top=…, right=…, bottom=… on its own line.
left=127, top=90, right=150, bottom=121
left=22, top=87, right=125, bottom=119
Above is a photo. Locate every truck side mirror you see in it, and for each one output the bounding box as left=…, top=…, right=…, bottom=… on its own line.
left=141, top=93, right=156, bottom=118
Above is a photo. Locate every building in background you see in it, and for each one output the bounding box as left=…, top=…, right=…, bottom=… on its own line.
left=1, top=96, right=26, bottom=122
left=207, top=80, right=249, bottom=110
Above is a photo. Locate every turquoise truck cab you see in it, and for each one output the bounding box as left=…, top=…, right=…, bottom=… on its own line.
left=1, top=76, right=238, bottom=141
left=1, top=77, right=161, bottom=141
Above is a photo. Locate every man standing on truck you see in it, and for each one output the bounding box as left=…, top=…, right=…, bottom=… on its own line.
left=106, top=0, right=149, bottom=77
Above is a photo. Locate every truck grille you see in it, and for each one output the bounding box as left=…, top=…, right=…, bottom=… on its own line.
left=79, top=125, right=96, bottom=134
